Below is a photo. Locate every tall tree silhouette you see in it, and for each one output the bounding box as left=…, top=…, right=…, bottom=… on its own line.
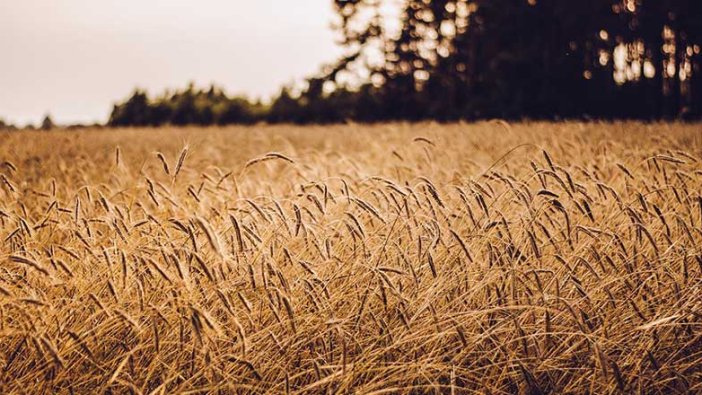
left=323, top=0, right=702, bottom=121
left=107, top=0, right=702, bottom=126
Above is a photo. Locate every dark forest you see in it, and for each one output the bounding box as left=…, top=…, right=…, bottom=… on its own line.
left=106, top=0, right=702, bottom=126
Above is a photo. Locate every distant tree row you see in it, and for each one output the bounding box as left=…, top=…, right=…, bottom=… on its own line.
left=107, top=0, right=702, bottom=126
left=0, top=115, right=55, bottom=131
left=108, top=84, right=265, bottom=126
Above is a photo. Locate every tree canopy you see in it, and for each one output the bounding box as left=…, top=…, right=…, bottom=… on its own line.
left=324, top=0, right=702, bottom=120
left=109, top=84, right=264, bottom=127
left=108, top=0, right=702, bottom=126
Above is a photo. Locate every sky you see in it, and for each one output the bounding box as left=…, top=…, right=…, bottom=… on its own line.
left=0, top=0, right=345, bottom=126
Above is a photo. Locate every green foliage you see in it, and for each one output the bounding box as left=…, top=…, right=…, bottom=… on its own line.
left=108, top=84, right=263, bottom=127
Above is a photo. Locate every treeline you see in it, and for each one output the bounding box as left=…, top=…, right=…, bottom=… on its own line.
left=108, top=85, right=265, bottom=126
left=0, top=115, right=56, bottom=131
left=108, top=82, right=396, bottom=126
left=108, top=0, right=702, bottom=126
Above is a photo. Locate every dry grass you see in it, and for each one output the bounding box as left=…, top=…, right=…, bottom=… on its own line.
left=0, top=122, right=701, bottom=394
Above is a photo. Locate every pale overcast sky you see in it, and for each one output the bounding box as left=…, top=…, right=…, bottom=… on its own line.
left=0, top=0, right=344, bottom=125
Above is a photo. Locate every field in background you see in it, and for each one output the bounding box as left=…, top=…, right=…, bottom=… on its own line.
left=1, top=122, right=701, bottom=393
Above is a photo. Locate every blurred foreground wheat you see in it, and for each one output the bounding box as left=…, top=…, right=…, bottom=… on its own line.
left=0, top=122, right=701, bottom=394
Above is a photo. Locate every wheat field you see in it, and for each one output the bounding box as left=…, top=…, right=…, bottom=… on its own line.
left=0, top=122, right=701, bottom=394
